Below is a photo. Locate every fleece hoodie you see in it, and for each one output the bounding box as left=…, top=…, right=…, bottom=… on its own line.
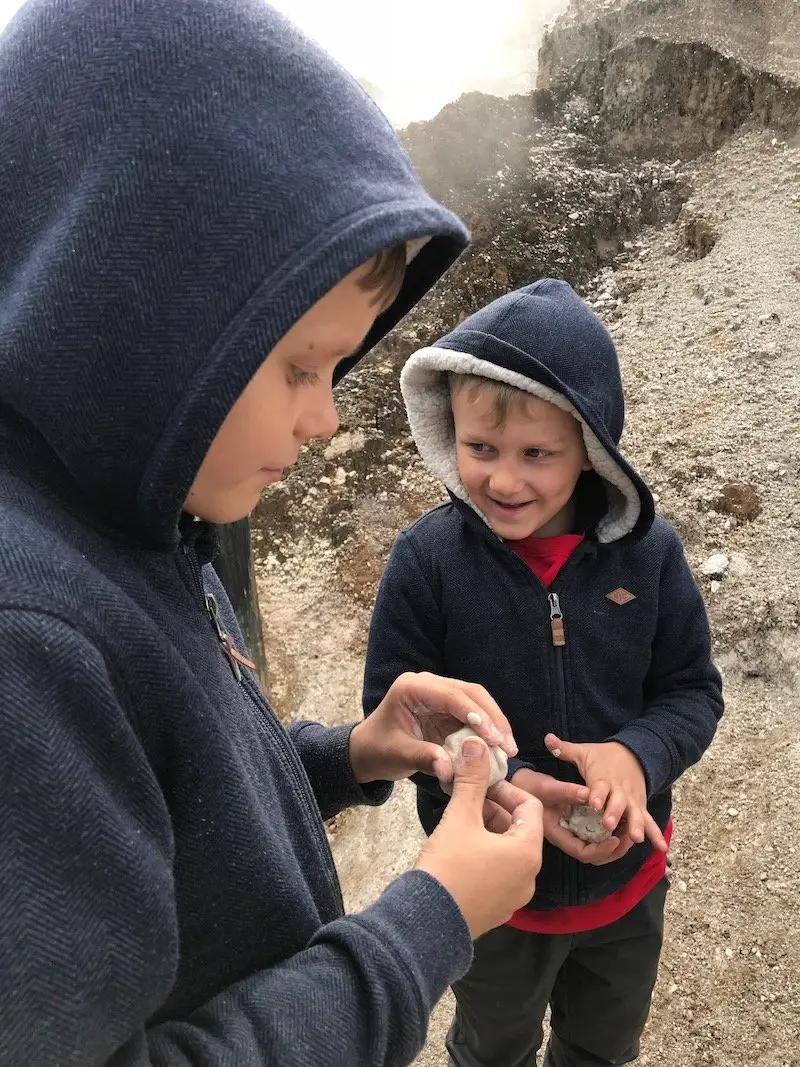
left=363, top=281, right=723, bottom=912
left=0, top=1, right=472, bottom=1064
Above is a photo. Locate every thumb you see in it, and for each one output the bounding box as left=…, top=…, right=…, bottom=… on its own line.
left=448, top=737, right=491, bottom=818
left=505, top=794, right=544, bottom=851
left=544, top=733, right=584, bottom=768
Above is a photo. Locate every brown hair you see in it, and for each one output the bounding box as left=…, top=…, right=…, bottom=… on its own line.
left=448, top=372, right=542, bottom=429
left=358, top=244, right=407, bottom=308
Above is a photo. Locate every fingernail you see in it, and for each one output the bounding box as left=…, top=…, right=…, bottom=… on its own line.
left=504, top=732, right=519, bottom=756
left=551, top=747, right=561, bottom=758
left=466, top=711, right=482, bottom=727
left=462, top=738, right=486, bottom=760
left=514, top=818, right=525, bottom=826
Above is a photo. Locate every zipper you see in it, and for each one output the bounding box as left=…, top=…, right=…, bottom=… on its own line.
left=181, top=542, right=255, bottom=680
left=240, top=672, right=344, bottom=913
left=547, top=591, right=569, bottom=737
left=179, top=539, right=342, bottom=912
left=548, top=588, right=580, bottom=905
left=548, top=592, right=565, bottom=647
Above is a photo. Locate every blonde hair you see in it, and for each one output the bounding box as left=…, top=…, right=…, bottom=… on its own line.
left=448, top=372, right=544, bottom=429
left=358, top=244, right=407, bottom=308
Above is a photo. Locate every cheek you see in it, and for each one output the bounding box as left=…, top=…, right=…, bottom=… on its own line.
left=456, top=454, right=482, bottom=490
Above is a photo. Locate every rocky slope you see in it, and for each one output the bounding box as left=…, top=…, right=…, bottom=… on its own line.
left=538, top=0, right=800, bottom=157
left=252, top=1, right=800, bottom=1063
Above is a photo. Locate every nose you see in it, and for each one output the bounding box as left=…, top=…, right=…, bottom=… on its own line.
left=488, top=461, right=524, bottom=498
left=297, top=388, right=340, bottom=443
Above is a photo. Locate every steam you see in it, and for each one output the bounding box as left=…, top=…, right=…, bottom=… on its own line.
left=0, top=0, right=573, bottom=126
left=270, top=0, right=573, bottom=126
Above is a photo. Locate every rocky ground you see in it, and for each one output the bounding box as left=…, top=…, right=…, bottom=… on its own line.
left=253, top=124, right=799, bottom=1066
left=251, top=2, right=800, bottom=1060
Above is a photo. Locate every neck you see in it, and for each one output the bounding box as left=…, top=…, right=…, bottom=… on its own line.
left=533, top=498, right=577, bottom=538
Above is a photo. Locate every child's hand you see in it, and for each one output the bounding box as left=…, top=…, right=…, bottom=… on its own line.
left=544, top=734, right=668, bottom=856
left=415, top=738, right=543, bottom=939
left=510, top=767, right=590, bottom=811
left=350, top=672, right=518, bottom=785
left=510, top=766, right=625, bottom=864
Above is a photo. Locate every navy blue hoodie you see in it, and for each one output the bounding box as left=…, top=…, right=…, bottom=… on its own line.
left=0, top=1, right=472, bottom=1063
left=364, top=281, right=723, bottom=912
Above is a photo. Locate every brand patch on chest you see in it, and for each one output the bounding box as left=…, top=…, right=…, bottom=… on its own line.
left=606, top=587, right=636, bottom=605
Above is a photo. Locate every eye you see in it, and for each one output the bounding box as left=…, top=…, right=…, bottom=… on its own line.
left=525, top=448, right=552, bottom=459
left=467, top=442, right=493, bottom=455
left=288, top=366, right=319, bottom=387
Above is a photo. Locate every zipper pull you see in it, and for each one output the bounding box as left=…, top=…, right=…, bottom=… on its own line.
left=548, top=592, right=566, bottom=647
left=205, top=592, right=244, bottom=680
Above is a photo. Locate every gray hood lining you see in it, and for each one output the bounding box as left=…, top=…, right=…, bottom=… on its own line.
left=400, top=348, right=641, bottom=544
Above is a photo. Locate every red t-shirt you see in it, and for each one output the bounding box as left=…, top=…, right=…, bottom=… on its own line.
left=506, top=531, right=670, bottom=933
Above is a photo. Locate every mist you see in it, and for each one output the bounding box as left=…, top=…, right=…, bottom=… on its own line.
left=271, top=0, right=573, bottom=126
left=0, top=0, right=571, bottom=126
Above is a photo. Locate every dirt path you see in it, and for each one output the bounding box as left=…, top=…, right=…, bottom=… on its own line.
left=255, top=127, right=800, bottom=1065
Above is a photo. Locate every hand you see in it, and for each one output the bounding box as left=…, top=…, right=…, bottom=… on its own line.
left=545, top=734, right=668, bottom=859
left=511, top=766, right=622, bottom=865
left=509, top=766, right=619, bottom=863
left=349, top=672, right=518, bottom=785
left=415, top=737, right=543, bottom=939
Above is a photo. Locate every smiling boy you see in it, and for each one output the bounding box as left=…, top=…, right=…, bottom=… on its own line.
left=364, top=279, right=724, bottom=1067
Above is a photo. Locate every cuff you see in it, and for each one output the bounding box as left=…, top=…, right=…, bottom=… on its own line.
left=506, top=756, right=534, bottom=781
left=357, top=869, right=473, bottom=1009
left=290, top=721, right=392, bottom=820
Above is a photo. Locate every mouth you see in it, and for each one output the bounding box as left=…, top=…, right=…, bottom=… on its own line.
left=487, top=497, right=535, bottom=513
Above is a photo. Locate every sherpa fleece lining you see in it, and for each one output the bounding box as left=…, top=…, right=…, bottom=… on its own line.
left=400, top=348, right=641, bottom=544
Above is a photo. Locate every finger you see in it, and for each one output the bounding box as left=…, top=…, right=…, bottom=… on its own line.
left=486, top=778, right=536, bottom=814
left=624, top=803, right=646, bottom=845
left=589, top=779, right=611, bottom=813
left=504, top=795, right=544, bottom=849
left=409, top=673, right=516, bottom=755
left=482, top=798, right=513, bottom=834
left=602, top=787, right=627, bottom=831
left=460, top=681, right=518, bottom=757
left=643, top=811, right=669, bottom=853
left=533, top=776, right=591, bottom=807
left=447, top=737, right=491, bottom=820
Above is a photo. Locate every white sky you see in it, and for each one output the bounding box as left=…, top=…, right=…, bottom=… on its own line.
left=0, top=0, right=571, bottom=125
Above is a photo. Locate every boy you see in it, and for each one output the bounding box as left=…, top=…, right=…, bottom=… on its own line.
left=364, top=280, right=724, bottom=1067
left=0, top=1, right=548, bottom=1063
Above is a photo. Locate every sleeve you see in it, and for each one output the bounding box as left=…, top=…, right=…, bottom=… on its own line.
left=0, top=609, right=472, bottom=1067
left=362, top=531, right=450, bottom=803
left=288, top=720, right=392, bottom=820
left=609, top=535, right=724, bottom=796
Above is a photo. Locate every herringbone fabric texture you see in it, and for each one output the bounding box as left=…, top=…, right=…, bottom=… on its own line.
left=0, top=0, right=471, bottom=1063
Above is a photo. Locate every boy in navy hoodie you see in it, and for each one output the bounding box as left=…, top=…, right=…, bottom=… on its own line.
left=0, top=2, right=551, bottom=1064
left=364, top=280, right=724, bottom=1067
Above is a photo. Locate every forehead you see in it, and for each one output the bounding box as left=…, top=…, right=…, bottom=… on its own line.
left=452, top=386, right=581, bottom=441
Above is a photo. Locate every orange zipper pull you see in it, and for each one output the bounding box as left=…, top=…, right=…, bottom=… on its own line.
left=548, top=592, right=566, bottom=647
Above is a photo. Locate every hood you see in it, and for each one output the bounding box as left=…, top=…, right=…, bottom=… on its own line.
left=400, top=280, right=654, bottom=544
left=0, top=0, right=468, bottom=546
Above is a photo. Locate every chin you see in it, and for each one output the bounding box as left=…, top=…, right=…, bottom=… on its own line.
left=187, top=491, right=260, bottom=526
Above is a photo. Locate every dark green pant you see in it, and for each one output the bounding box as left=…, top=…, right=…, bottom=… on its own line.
left=447, top=878, right=668, bottom=1067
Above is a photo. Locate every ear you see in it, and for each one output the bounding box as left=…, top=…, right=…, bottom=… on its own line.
left=582, top=457, right=594, bottom=472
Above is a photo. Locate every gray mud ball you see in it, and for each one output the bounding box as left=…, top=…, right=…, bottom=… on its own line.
left=560, top=804, right=612, bottom=843
left=439, top=726, right=508, bottom=796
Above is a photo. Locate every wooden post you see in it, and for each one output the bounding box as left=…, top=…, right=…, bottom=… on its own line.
left=214, top=517, right=269, bottom=689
